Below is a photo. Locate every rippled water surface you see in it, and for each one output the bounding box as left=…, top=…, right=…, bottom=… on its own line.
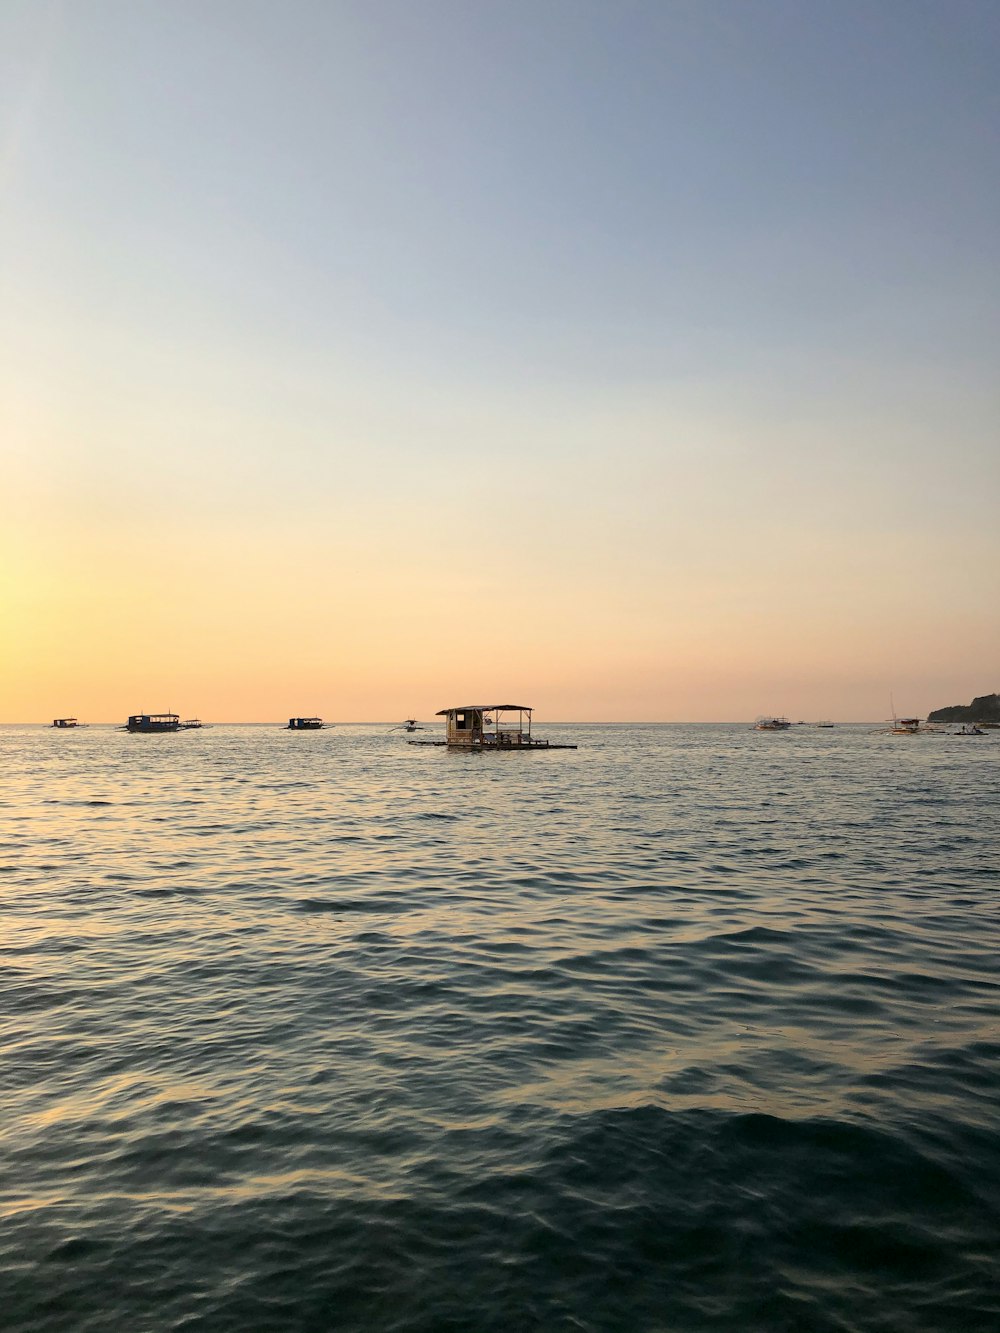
left=3, top=723, right=999, bottom=1331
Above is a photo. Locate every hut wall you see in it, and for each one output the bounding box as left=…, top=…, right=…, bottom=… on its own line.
left=446, top=709, right=484, bottom=745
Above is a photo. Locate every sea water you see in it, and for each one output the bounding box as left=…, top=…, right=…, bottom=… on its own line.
left=2, top=723, right=998, bottom=1331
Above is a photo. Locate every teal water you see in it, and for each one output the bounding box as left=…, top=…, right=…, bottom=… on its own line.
left=2, top=723, right=998, bottom=1331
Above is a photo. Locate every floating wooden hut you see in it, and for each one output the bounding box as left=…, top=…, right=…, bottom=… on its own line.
left=287, top=716, right=325, bottom=730
left=52, top=717, right=79, bottom=728
left=412, top=704, right=576, bottom=750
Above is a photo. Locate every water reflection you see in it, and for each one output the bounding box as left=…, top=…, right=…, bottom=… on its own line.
left=2, top=724, right=998, bottom=1330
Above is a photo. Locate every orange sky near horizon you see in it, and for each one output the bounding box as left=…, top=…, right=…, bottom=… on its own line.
left=4, top=404, right=996, bottom=724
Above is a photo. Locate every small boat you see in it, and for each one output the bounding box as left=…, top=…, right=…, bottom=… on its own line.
left=881, top=691, right=943, bottom=736
left=179, top=719, right=205, bottom=729
left=287, top=717, right=325, bottom=730
left=884, top=716, right=944, bottom=736
left=411, top=704, right=576, bottom=750
left=126, top=713, right=181, bottom=733
left=390, top=718, right=425, bottom=733
left=816, top=721, right=834, bottom=728
left=956, top=724, right=986, bottom=736
left=754, top=716, right=791, bottom=731
left=52, top=717, right=79, bottom=728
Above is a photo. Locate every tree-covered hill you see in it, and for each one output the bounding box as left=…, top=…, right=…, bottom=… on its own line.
left=927, top=693, right=1000, bottom=723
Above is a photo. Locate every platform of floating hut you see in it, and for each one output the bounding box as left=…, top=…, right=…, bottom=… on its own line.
left=409, top=704, right=576, bottom=750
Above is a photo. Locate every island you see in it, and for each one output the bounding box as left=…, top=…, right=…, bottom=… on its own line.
left=927, top=692, right=1000, bottom=724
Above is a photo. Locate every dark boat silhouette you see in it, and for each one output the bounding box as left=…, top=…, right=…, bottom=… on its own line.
left=125, top=713, right=181, bottom=733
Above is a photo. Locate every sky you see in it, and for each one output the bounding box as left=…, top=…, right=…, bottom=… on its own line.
left=2, top=0, right=998, bottom=722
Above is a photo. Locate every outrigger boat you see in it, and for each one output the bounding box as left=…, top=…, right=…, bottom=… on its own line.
left=52, top=717, right=80, bottom=728
left=879, top=692, right=943, bottom=736
left=125, top=713, right=181, bottom=733
left=890, top=717, right=924, bottom=734
left=411, top=704, right=576, bottom=750
left=754, top=716, right=791, bottom=731
left=878, top=714, right=943, bottom=736
left=287, top=716, right=325, bottom=730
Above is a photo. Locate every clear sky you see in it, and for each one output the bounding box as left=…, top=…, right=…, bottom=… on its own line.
left=2, top=0, right=998, bottom=722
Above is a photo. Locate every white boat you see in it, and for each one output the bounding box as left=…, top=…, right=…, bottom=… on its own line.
left=891, top=716, right=924, bottom=735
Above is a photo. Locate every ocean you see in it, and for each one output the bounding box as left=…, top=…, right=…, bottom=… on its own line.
left=3, top=722, right=998, bottom=1331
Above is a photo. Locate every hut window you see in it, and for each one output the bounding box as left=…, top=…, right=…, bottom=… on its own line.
left=455, top=712, right=468, bottom=729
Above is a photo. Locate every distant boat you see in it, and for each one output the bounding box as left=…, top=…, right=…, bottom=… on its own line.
left=411, top=703, right=576, bottom=750
left=390, top=718, right=425, bottom=733
left=891, top=717, right=924, bottom=735
left=816, top=721, right=834, bottom=728
left=126, top=713, right=180, bottom=733
left=52, top=717, right=79, bottom=728
left=179, top=719, right=205, bottom=729
left=883, top=715, right=943, bottom=736
left=955, top=724, right=986, bottom=736
left=882, top=692, right=941, bottom=736
left=754, top=716, right=791, bottom=731
left=287, top=717, right=325, bottom=730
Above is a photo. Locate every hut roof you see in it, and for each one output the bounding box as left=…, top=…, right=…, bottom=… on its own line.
left=435, top=704, right=532, bottom=715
